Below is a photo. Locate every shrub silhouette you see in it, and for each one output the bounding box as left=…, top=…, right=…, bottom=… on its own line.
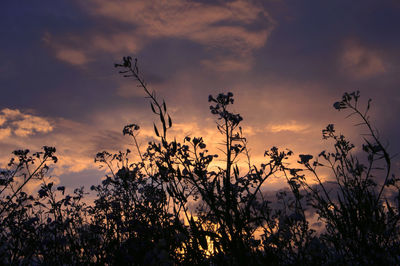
left=0, top=57, right=398, bottom=265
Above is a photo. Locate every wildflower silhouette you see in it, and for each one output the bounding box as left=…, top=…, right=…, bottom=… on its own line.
left=0, top=58, right=398, bottom=265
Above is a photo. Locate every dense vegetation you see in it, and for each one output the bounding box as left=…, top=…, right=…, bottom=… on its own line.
left=1, top=57, right=399, bottom=265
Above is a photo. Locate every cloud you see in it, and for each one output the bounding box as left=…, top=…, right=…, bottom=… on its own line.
left=0, top=116, right=6, bottom=126
left=0, top=128, right=11, bottom=140
left=42, top=32, right=89, bottom=66
left=47, top=0, right=275, bottom=71
left=90, top=33, right=142, bottom=54
left=55, top=47, right=89, bottom=66
left=13, top=116, right=53, bottom=137
left=340, top=40, right=386, bottom=79
left=201, top=56, right=253, bottom=72
left=266, top=120, right=309, bottom=133
left=0, top=108, right=53, bottom=138
left=0, top=114, right=112, bottom=175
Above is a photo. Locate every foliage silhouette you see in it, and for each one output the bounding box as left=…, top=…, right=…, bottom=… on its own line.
left=0, top=57, right=398, bottom=265
left=289, top=91, right=400, bottom=264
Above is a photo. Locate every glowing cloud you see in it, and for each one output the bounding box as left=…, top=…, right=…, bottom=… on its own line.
left=266, top=121, right=309, bottom=133
left=0, top=108, right=53, bottom=138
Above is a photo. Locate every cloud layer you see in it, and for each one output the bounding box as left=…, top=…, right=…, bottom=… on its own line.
left=47, top=0, right=274, bottom=71
left=1, top=0, right=399, bottom=192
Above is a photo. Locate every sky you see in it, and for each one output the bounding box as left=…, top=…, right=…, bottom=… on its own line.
left=1, top=0, right=400, bottom=192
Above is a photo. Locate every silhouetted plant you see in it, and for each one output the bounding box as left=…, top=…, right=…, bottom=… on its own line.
left=113, top=57, right=319, bottom=265
left=0, top=58, right=398, bottom=265
left=289, top=91, right=400, bottom=264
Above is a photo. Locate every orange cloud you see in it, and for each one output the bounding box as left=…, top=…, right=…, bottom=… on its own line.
left=266, top=121, right=309, bottom=133
left=0, top=128, right=11, bottom=140
left=0, top=108, right=53, bottom=138
left=55, top=47, right=89, bottom=66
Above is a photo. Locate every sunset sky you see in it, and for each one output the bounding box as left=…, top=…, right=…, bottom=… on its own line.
left=1, top=0, right=399, bottom=192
